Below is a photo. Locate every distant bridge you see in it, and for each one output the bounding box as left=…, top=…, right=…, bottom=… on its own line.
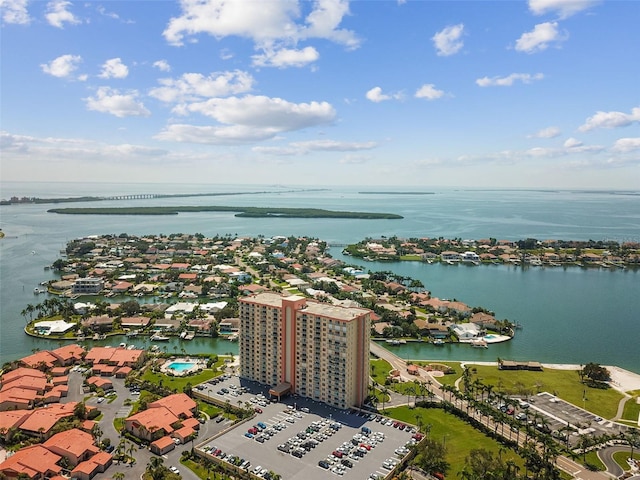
left=102, top=194, right=162, bottom=200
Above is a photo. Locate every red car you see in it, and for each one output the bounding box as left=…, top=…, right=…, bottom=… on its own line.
left=332, top=450, right=343, bottom=458
left=254, top=407, right=263, bottom=413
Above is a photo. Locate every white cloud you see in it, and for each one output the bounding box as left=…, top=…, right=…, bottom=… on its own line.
left=252, top=46, right=320, bottom=68
left=41, top=54, right=82, bottom=78
left=84, top=87, right=151, bottom=118
left=515, top=22, right=565, bottom=53
left=149, top=70, right=254, bottom=103
left=365, top=86, right=403, bottom=103
left=291, top=139, right=376, bottom=151
left=157, top=95, right=336, bottom=145
left=185, top=95, right=335, bottom=129
left=476, top=72, right=544, bottom=87
left=153, top=60, right=171, bottom=72
left=432, top=24, right=464, bottom=57
left=254, top=139, right=376, bottom=156
left=612, top=137, right=640, bottom=153
left=99, top=58, right=129, bottom=79
left=528, top=0, right=599, bottom=19
left=366, top=87, right=389, bottom=103
left=579, top=107, right=640, bottom=132
left=298, top=0, right=360, bottom=49
left=530, top=126, right=561, bottom=138
left=1, top=0, right=30, bottom=24
left=45, top=0, right=80, bottom=28
left=163, top=0, right=360, bottom=50
left=415, top=84, right=445, bottom=100
left=563, top=137, right=582, bottom=148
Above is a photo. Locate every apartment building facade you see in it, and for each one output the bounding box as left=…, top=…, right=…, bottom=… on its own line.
left=239, top=292, right=371, bottom=409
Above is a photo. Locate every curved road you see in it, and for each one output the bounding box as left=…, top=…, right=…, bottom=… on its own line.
left=369, top=341, right=612, bottom=480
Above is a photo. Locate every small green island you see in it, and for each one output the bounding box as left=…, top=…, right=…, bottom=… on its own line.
left=47, top=206, right=404, bottom=219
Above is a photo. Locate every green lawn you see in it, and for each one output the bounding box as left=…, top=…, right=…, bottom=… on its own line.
left=613, top=450, right=640, bottom=471
left=370, top=358, right=393, bottom=385
left=583, top=451, right=605, bottom=471
left=621, top=394, right=640, bottom=423
left=140, top=366, right=221, bottom=392
left=467, top=365, right=623, bottom=419
left=387, top=405, right=524, bottom=479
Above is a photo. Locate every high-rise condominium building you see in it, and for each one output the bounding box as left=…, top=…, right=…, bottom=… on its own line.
left=239, top=292, right=371, bottom=409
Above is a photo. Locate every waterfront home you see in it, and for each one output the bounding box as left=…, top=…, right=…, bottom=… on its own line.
left=441, top=251, right=461, bottom=262
left=81, top=315, right=113, bottom=332
left=120, top=316, right=151, bottom=329
left=84, top=346, right=145, bottom=369
left=19, top=350, right=61, bottom=369
left=460, top=251, right=480, bottom=263
left=470, top=312, right=499, bottom=330
left=450, top=323, right=481, bottom=341
left=72, top=277, right=104, bottom=295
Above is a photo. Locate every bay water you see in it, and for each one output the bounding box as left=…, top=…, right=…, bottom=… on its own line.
left=0, top=183, right=638, bottom=372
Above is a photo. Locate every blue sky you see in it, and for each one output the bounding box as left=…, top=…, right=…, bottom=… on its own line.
left=1, top=0, right=639, bottom=188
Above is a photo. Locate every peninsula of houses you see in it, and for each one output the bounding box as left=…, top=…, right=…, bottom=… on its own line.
left=24, top=233, right=514, bottom=347
left=344, top=236, right=640, bottom=268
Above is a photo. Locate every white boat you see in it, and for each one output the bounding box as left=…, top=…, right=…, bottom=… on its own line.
left=33, top=287, right=46, bottom=294
left=433, top=339, right=445, bottom=346
left=151, top=333, right=170, bottom=341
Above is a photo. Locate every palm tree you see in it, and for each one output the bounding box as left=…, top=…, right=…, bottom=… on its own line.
left=112, top=473, right=125, bottom=480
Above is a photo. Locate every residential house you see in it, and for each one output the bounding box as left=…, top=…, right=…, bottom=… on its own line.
left=43, top=428, right=99, bottom=467
left=0, top=444, right=62, bottom=479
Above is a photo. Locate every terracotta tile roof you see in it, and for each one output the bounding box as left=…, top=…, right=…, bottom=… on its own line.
left=20, top=350, right=60, bottom=368
left=50, top=344, right=85, bottom=362
left=1, top=373, right=47, bottom=392
left=0, top=410, right=31, bottom=430
left=127, top=406, right=179, bottom=434
left=43, top=428, right=99, bottom=458
left=0, top=444, right=62, bottom=478
left=151, top=435, right=175, bottom=449
left=148, top=393, right=196, bottom=418
left=1, top=367, right=47, bottom=384
left=0, top=386, right=40, bottom=405
left=18, top=402, right=77, bottom=434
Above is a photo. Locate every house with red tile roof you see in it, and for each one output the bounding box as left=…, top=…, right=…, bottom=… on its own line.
left=124, top=393, right=197, bottom=442
left=115, top=366, right=133, bottom=378
left=18, top=402, right=78, bottom=439
left=172, top=424, right=196, bottom=444
left=125, top=406, right=180, bottom=442
left=149, top=393, right=197, bottom=418
left=0, top=410, right=31, bottom=441
left=50, top=344, right=86, bottom=365
left=70, top=451, right=112, bottom=480
left=86, top=376, right=113, bottom=390
left=19, top=350, right=60, bottom=369
left=150, top=435, right=176, bottom=455
left=84, top=346, right=145, bottom=368
left=49, top=366, right=70, bottom=377
left=43, top=428, right=99, bottom=466
left=0, top=444, right=62, bottom=479
left=0, top=387, right=40, bottom=411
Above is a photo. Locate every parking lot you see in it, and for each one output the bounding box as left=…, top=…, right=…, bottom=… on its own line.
left=195, top=375, right=420, bottom=480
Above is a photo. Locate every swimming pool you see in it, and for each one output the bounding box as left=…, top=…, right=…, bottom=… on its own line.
left=167, top=361, right=196, bottom=372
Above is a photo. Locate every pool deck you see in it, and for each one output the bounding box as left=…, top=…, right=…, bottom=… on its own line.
left=160, top=357, right=207, bottom=376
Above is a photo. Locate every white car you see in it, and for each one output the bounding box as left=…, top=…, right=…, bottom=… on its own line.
left=169, top=466, right=180, bottom=474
